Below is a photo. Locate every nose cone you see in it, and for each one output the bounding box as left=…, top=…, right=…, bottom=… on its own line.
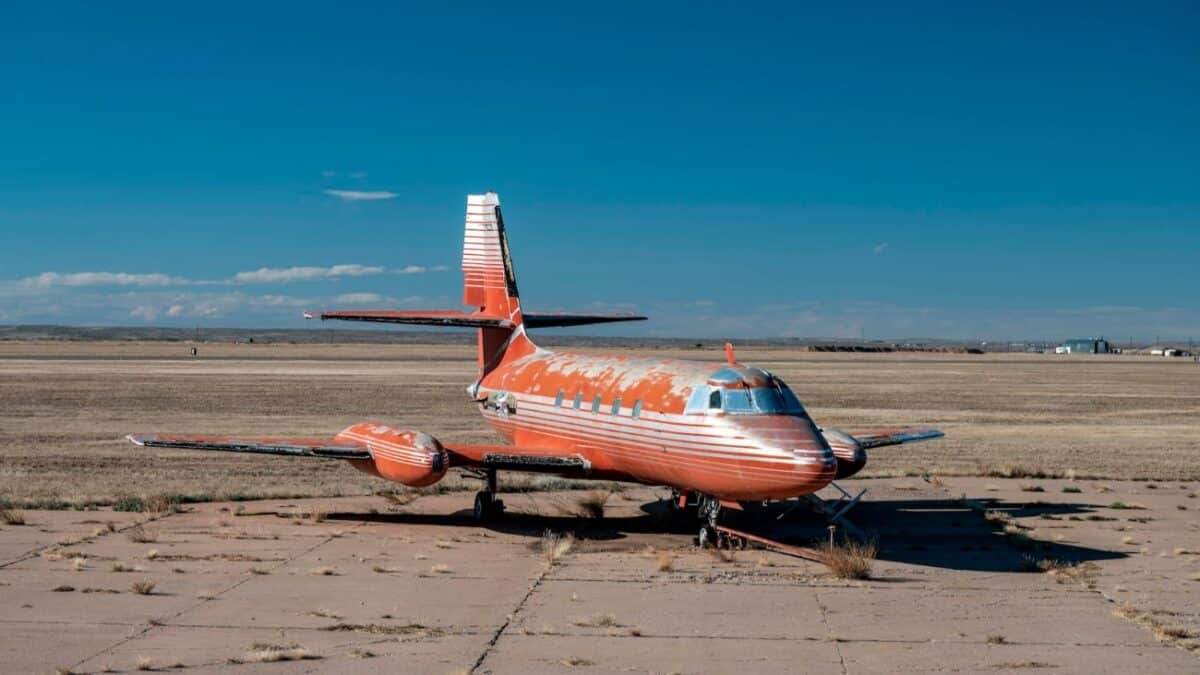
left=729, top=415, right=837, bottom=496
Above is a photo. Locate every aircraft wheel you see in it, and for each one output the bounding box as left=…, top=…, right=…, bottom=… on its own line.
left=473, top=491, right=504, bottom=521
left=697, top=524, right=714, bottom=549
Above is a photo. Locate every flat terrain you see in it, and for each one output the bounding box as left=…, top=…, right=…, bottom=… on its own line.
left=1, top=341, right=1199, bottom=505
left=2, top=479, right=1198, bottom=673
left=2, top=342, right=1199, bottom=672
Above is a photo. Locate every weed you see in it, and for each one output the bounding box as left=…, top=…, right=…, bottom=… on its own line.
left=820, top=539, right=877, bottom=580
left=1, top=508, right=27, bottom=525
left=574, top=491, right=611, bottom=519
left=127, top=524, right=157, bottom=543
left=540, top=530, right=575, bottom=568
left=130, top=580, right=157, bottom=595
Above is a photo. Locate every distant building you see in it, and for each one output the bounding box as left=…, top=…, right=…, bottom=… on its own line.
left=1056, top=338, right=1110, bottom=354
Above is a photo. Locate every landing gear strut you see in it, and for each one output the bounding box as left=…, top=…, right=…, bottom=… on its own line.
left=696, top=494, right=721, bottom=548
left=473, top=468, right=505, bottom=521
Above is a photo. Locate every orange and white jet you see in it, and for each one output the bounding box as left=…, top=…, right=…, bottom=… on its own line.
left=129, top=192, right=942, bottom=541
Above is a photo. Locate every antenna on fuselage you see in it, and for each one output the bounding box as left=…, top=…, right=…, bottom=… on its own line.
left=724, top=342, right=739, bottom=366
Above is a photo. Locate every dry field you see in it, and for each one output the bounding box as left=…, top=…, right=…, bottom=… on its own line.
left=1, top=340, right=1199, bottom=507
left=3, top=341, right=1200, bottom=672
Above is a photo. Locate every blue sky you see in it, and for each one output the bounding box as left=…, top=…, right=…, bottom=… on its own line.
left=1, top=2, right=1197, bottom=340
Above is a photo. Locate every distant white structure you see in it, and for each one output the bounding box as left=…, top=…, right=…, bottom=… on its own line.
left=1056, top=338, right=1110, bottom=354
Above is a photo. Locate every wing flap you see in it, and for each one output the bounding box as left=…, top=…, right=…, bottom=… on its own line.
left=845, top=427, right=944, bottom=449
left=445, top=443, right=591, bottom=473
left=127, top=434, right=372, bottom=459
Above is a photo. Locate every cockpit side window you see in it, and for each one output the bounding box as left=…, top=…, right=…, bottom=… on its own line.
left=708, top=390, right=722, bottom=409
left=723, top=389, right=755, bottom=413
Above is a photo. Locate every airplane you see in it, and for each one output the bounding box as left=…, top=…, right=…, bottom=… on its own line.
left=128, top=192, right=943, bottom=544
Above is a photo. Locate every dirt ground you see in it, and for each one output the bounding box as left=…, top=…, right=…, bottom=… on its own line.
left=2, top=479, right=1198, bottom=673
left=1, top=341, right=1200, bottom=507
left=2, top=341, right=1200, bottom=672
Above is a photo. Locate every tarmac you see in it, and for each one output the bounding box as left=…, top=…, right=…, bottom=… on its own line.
left=2, top=477, right=1198, bottom=674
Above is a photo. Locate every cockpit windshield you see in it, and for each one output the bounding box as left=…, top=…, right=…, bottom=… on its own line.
left=685, top=379, right=807, bottom=415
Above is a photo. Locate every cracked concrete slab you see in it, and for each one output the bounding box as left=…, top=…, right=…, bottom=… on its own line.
left=2, top=479, right=1198, bottom=674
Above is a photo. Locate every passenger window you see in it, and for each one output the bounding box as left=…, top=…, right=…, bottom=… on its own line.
left=573, top=392, right=583, bottom=410
left=632, top=400, right=643, bottom=418
left=708, top=390, right=722, bottom=409
left=554, top=389, right=565, bottom=408
left=611, top=396, right=621, bottom=415
left=592, top=395, right=602, bottom=413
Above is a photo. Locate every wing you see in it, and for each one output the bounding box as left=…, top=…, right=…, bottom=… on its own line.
left=127, top=434, right=590, bottom=474
left=444, top=444, right=591, bottom=474
left=126, top=433, right=371, bottom=459
left=844, top=427, right=944, bottom=449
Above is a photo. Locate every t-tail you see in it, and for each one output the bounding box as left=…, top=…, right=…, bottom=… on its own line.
left=314, top=191, right=646, bottom=379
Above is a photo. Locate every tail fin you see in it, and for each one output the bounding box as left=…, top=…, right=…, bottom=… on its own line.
left=315, top=191, right=646, bottom=376
left=463, top=192, right=533, bottom=372
left=463, top=192, right=523, bottom=326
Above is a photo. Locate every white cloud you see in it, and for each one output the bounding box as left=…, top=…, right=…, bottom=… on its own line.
left=166, top=304, right=185, bottom=317
left=430, top=265, right=450, bottom=272
left=231, top=264, right=385, bottom=283
left=334, top=292, right=383, bottom=304
left=23, top=272, right=184, bottom=288
left=396, top=265, right=428, bottom=274
left=873, top=242, right=888, bottom=255
left=130, top=305, right=159, bottom=321
left=323, top=189, right=397, bottom=201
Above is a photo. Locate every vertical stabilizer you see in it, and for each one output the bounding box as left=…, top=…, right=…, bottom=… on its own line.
left=462, top=193, right=533, bottom=376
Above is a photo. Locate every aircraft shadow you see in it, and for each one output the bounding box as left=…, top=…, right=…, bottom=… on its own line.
left=330, top=495, right=1128, bottom=573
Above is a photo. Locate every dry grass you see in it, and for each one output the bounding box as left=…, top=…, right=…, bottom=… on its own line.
left=986, top=634, right=1008, bottom=645
left=428, top=563, right=452, bottom=575
left=6, top=345, right=1200, bottom=510
left=540, top=530, right=575, bottom=568
left=126, top=524, right=157, bottom=543
left=0, top=507, right=26, bottom=525
left=655, top=550, right=675, bottom=572
left=130, top=580, right=157, bottom=595
left=820, top=539, right=877, bottom=580
left=232, top=644, right=320, bottom=664
left=573, top=613, right=620, bottom=628
left=560, top=656, right=596, bottom=667
left=309, top=566, right=339, bottom=576
left=574, top=491, right=611, bottom=519
left=135, top=656, right=154, bottom=671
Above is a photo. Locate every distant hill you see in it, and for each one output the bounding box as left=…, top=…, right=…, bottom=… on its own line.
left=0, top=324, right=994, bottom=351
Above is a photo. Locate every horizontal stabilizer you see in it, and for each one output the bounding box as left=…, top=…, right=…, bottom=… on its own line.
left=313, top=310, right=645, bottom=329
left=127, top=433, right=371, bottom=459
left=847, top=427, right=944, bottom=449
left=316, top=310, right=512, bottom=328
left=523, top=312, right=647, bottom=328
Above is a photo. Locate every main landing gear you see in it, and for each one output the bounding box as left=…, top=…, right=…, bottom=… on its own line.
left=472, top=468, right=506, bottom=521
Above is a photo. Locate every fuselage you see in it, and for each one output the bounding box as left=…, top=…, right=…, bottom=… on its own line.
left=474, top=344, right=837, bottom=500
